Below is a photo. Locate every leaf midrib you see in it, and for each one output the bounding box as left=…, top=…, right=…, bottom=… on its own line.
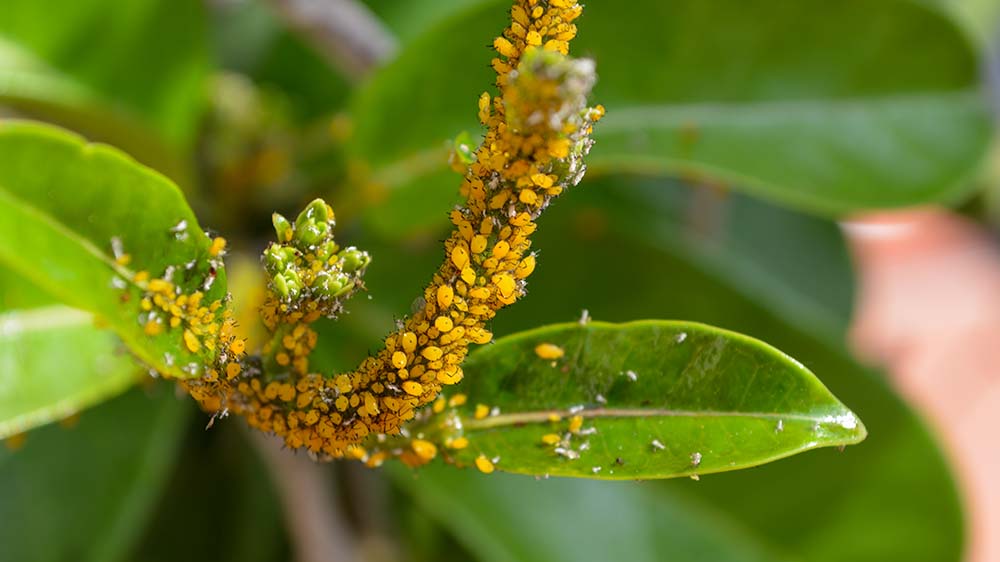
left=462, top=407, right=855, bottom=431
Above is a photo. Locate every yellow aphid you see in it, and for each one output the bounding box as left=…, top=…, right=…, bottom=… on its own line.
left=183, top=330, right=201, bottom=353
left=115, top=253, right=132, bottom=266
left=492, top=240, right=510, bottom=259
left=478, top=92, right=492, bottom=124
left=433, top=397, right=446, bottom=413
left=401, top=331, right=418, bottom=352
left=437, top=285, right=454, bottom=309
left=412, top=439, right=438, bottom=461
left=541, top=433, right=562, bottom=445
left=515, top=254, right=536, bottom=278
left=226, top=362, right=242, bottom=379
left=134, top=271, right=150, bottom=283
left=526, top=30, right=542, bottom=46
left=535, top=342, right=564, bottom=360
left=548, top=413, right=562, bottom=423
left=208, top=236, right=227, bottom=257
left=230, top=339, right=246, bottom=355
left=519, top=189, right=538, bottom=205
left=447, top=437, right=470, bottom=450
left=475, top=455, right=495, bottom=474
left=391, top=351, right=408, bottom=369
left=422, top=346, right=443, bottom=361
left=493, top=36, right=517, bottom=58
left=435, top=316, right=454, bottom=332
left=511, top=4, right=529, bottom=26
left=449, top=394, right=468, bottom=407
left=494, top=274, right=516, bottom=299
left=144, top=320, right=163, bottom=336
left=461, top=267, right=476, bottom=285
left=451, top=244, right=470, bottom=269
left=437, top=366, right=463, bottom=385
left=531, top=173, right=553, bottom=188
left=346, top=446, right=367, bottom=460
left=471, top=235, right=488, bottom=254
left=402, top=381, right=424, bottom=396
left=148, top=279, right=172, bottom=293
left=474, top=404, right=490, bottom=419
left=568, top=415, right=584, bottom=434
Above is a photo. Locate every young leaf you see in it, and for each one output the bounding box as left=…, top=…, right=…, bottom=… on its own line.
left=428, top=320, right=864, bottom=479
left=349, top=0, right=990, bottom=235
left=0, top=120, right=227, bottom=378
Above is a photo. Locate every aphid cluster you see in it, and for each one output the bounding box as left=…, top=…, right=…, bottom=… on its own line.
left=160, top=0, right=601, bottom=465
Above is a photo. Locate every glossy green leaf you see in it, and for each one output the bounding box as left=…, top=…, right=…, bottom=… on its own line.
left=350, top=0, right=990, bottom=236
left=429, top=321, right=864, bottom=479
left=377, top=179, right=961, bottom=560
left=0, top=386, right=188, bottom=562
left=0, top=0, right=210, bottom=148
left=0, top=120, right=227, bottom=378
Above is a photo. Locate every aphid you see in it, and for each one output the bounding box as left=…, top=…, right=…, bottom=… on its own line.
left=535, top=342, right=565, bottom=360
left=475, top=454, right=495, bottom=474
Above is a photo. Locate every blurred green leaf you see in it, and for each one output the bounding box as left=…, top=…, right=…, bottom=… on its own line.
left=0, top=267, right=140, bottom=438
left=580, top=175, right=856, bottom=341
left=0, top=0, right=210, bottom=148
left=428, top=320, right=864, bottom=479
left=0, top=306, right=139, bottom=438
left=0, top=120, right=227, bottom=378
left=0, top=386, right=188, bottom=562
left=392, top=463, right=786, bottom=562
left=132, top=424, right=289, bottom=562
left=350, top=0, right=990, bottom=236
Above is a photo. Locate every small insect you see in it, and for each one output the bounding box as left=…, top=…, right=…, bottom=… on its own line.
left=534, top=342, right=565, bottom=360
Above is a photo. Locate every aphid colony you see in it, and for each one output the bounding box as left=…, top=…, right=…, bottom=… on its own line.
left=127, top=0, right=602, bottom=466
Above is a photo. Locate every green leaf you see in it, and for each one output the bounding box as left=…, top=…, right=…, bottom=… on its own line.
left=391, top=463, right=787, bottom=562
left=0, top=0, right=210, bottom=148
left=0, top=386, right=188, bottom=562
left=132, top=425, right=288, bottom=562
left=429, top=321, right=863, bottom=479
left=350, top=0, right=990, bottom=236
left=378, top=182, right=961, bottom=560
left=0, top=309, right=139, bottom=438
left=0, top=267, right=142, bottom=439
left=0, top=120, right=227, bottom=378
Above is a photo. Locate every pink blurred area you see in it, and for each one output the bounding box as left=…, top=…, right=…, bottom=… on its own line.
left=845, top=209, right=1000, bottom=562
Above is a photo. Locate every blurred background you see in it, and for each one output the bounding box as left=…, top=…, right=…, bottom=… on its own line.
left=1, top=0, right=999, bottom=561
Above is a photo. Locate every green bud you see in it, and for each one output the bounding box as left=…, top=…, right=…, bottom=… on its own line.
left=315, top=240, right=341, bottom=262
left=272, top=273, right=291, bottom=299
left=340, top=247, right=370, bottom=273
left=264, top=244, right=287, bottom=272
left=331, top=278, right=356, bottom=298
left=272, top=213, right=292, bottom=242
left=313, top=273, right=344, bottom=299
left=295, top=199, right=330, bottom=231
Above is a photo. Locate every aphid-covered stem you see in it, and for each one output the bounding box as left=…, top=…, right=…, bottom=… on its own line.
left=184, top=0, right=602, bottom=461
